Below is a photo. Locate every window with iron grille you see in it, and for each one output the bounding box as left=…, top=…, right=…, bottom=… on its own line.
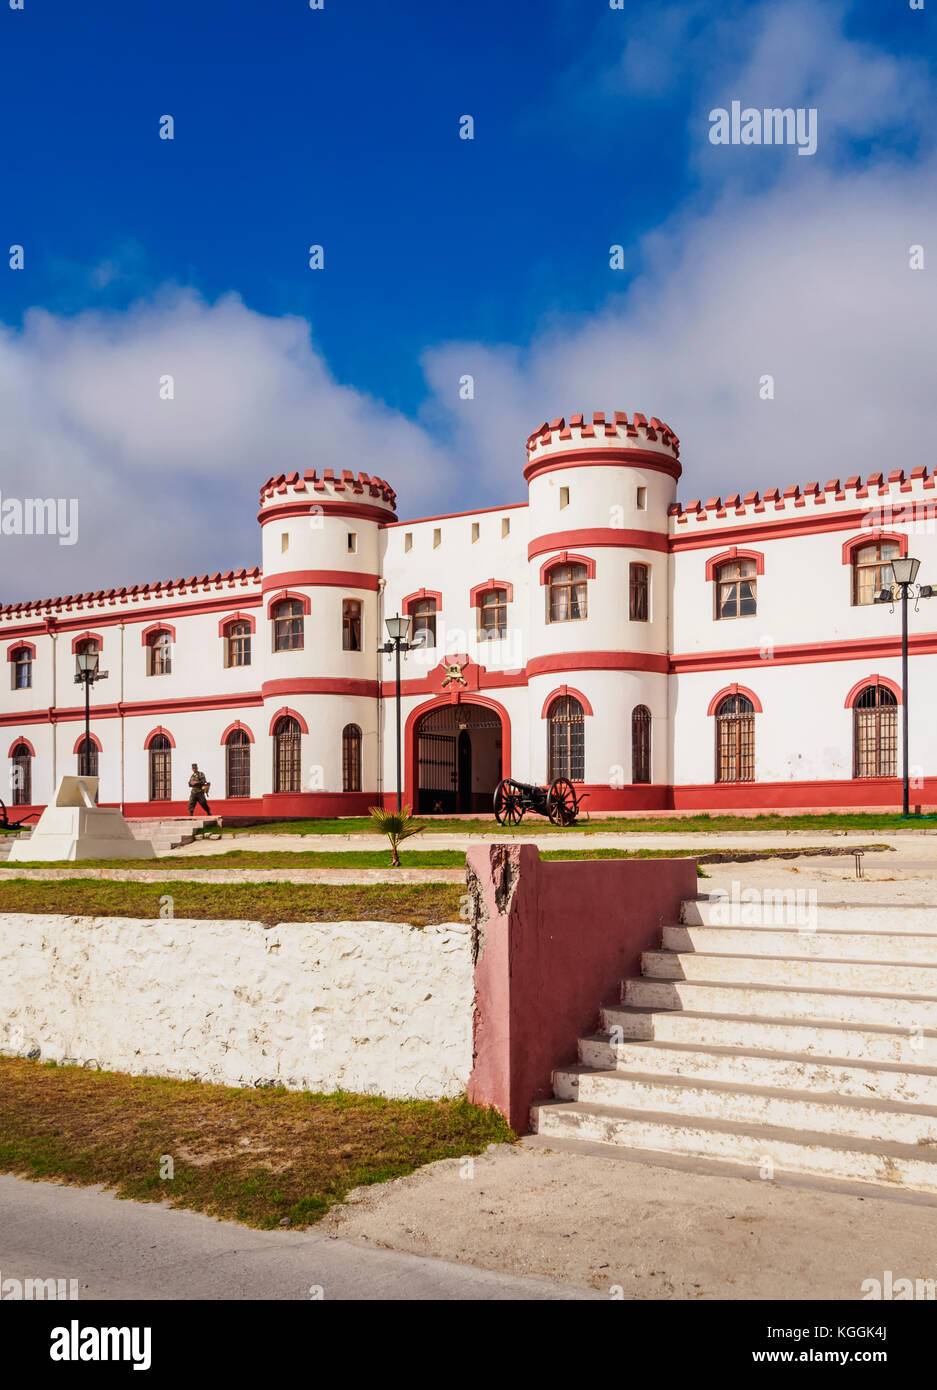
left=147, top=630, right=172, bottom=676
left=148, top=734, right=172, bottom=802
left=548, top=696, right=585, bottom=782
left=853, top=685, right=898, bottom=777
left=273, top=716, right=302, bottom=793
left=342, top=599, right=362, bottom=652
left=548, top=564, right=588, bottom=622
left=225, top=729, right=251, bottom=798
left=629, top=563, right=649, bottom=622
left=410, top=598, right=437, bottom=647
left=226, top=621, right=252, bottom=667
left=715, top=694, right=755, bottom=782
left=10, top=743, right=31, bottom=805
left=716, top=559, right=757, bottom=619
left=477, top=588, right=507, bottom=640
left=273, top=599, right=304, bottom=651
left=77, top=737, right=98, bottom=779
left=853, top=541, right=900, bottom=606
left=342, top=723, right=362, bottom=792
left=11, top=648, right=32, bottom=689
left=632, top=705, right=651, bottom=783
left=74, top=637, right=99, bottom=676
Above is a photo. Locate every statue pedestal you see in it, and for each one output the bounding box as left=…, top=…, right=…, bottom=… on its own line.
left=8, top=776, right=155, bottom=862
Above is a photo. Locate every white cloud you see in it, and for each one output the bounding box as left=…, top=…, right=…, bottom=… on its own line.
left=0, top=290, right=453, bottom=600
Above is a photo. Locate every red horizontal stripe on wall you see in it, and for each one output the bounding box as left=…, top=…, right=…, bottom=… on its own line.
left=261, top=678, right=380, bottom=699
left=526, top=651, right=670, bottom=676
left=671, top=632, right=937, bottom=673
left=0, top=593, right=263, bottom=642
left=0, top=692, right=264, bottom=727
left=528, top=528, right=668, bottom=560
left=260, top=570, right=380, bottom=592
left=524, top=448, right=681, bottom=484
left=258, top=500, right=394, bottom=526
left=669, top=506, right=907, bottom=551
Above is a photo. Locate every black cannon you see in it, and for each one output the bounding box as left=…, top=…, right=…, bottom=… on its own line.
left=493, top=777, right=587, bottom=827
left=0, top=799, right=39, bottom=831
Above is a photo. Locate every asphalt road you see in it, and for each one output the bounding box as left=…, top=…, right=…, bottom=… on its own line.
left=0, top=1173, right=595, bottom=1301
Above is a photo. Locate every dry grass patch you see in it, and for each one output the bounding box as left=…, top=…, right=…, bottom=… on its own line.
left=0, top=878, right=463, bottom=926
left=0, top=1056, right=513, bottom=1229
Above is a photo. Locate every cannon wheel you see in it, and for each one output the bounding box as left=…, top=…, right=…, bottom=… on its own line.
left=493, top=778, right=525, bottom=826
left=547, top=778, right=579, bottom=826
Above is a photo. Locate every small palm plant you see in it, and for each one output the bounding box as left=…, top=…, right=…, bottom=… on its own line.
left=368, top=805, right=424, bottom=867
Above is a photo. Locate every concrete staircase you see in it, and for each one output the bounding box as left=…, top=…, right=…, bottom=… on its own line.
left=124, top=817, right=219, bottom=854
left=531, top=897, right=937, bottom=1194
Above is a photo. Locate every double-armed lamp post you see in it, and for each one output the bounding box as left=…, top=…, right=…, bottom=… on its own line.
left=874, top=556, right=933, bottom=817
left=380, top=614, right=417, bottom=811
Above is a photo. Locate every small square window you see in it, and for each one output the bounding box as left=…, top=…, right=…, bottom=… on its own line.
left=501, top=517, right=510, bottom=538
left=433, top=528, right=441, bottom=549
left=636, top=487, right=647, bottom=510
left=347, top=532, right=357, bottom=553
left=559, top=487, right=569, bottom=510
left=471, top=522, right=480, bottom=543
left=404, top=532, right=412, bottom=552
left=281, top=532, right=289, bottom=553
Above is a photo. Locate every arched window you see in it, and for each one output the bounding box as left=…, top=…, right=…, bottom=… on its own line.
left=715, top=694, right=755, bottom=782
left=148, top=733, right=172, bottom=802
left=410, top=598, right=437, bottom=647
left=11, top=648, right=32, bottom=690
left=10, top=742, right=31, bottom=805
left=342, top=599, right=362, bottom=652
left=74, top=637, right=99, bottom=676
left=715, top=558, right=757, bottom=619
left=548, top=563, right=588, bottom=622
left=273, top=599, right=304, bottom=652
left=342, top=723, right=362, bottom=792
left=629, top=564, right=649, bottom=622
left=477, top=588, right=508, bottom=640
left=853, top=541, right=900, bottom=607
left=854, top=685, right=898, bottom=778
left=225, top=620, right=252, bottom=668
left=147, top=629, right=172, bottom=676
left=632, top=705, right=651, bottom=784
left=273, top=715, right=302, bottom=793
left=77, top=736, right=98, bottom=779
left=225, top=728, right=251, bottom=798
left=548, top=696, right=585, bottom=782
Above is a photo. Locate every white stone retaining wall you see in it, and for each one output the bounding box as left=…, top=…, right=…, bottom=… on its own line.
left=0, top=915, right=474, bottom=1099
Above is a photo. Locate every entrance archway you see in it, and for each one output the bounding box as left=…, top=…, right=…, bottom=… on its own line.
left=405, top=697, right=510, bottom=814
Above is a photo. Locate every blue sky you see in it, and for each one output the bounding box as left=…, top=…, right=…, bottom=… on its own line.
left=1, top=0, right=935, bottom=596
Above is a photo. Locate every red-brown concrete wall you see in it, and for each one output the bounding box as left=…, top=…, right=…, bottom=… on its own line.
left=467, top=844, right=698, bottom=1133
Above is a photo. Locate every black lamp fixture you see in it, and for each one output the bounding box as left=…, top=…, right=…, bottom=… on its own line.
left=73, top=648, right=108, bottom=783
left=380, top=614, right=416, bottom=811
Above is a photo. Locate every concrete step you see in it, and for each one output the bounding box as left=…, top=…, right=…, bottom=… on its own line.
left=553, top=1064, right=937, bottom=1146
left=663, top=922, right=937, bottom=964
left=602, top=1004, right=937, bottom=1067
left=683, top=898, right=937, bottom=933
left=622, top=976, right=937, bottom=1030
left=643, top=948, right=937, bottom=997
left=579, top=1034, right=937, bottom=1107
left=530, top=1100, right=937, bottom=1194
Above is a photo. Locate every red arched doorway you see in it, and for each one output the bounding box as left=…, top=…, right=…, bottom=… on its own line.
left=405, top=697, right=510, bottom=814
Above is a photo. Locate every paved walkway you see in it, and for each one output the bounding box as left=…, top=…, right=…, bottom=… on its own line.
left=0, top=1173, right=594, bottom=1301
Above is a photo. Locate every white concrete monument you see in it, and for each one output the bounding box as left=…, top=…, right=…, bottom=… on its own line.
left=8, top=776, right=155, bottom=862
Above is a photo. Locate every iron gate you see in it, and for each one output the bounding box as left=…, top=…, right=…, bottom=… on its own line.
left=416, top=703, right=502, bottom=813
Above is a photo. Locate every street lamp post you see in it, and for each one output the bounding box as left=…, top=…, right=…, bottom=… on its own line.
left=74, top=650, right=107, bottom=783
left=875, top=556, right=931, bottom=817
left=380, top=615, right=416, bottom=811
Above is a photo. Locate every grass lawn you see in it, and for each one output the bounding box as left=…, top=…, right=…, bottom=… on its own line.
left=0, top=879, right=464, bottom=925
left=213, top=811, right=934, bottom=837
left=3, top=844, right=893, bottom=871
left=0, top=1056, right=513, bottom=1229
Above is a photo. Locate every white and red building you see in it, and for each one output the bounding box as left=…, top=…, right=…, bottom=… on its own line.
left=2, top=409, right=935, bottom=818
